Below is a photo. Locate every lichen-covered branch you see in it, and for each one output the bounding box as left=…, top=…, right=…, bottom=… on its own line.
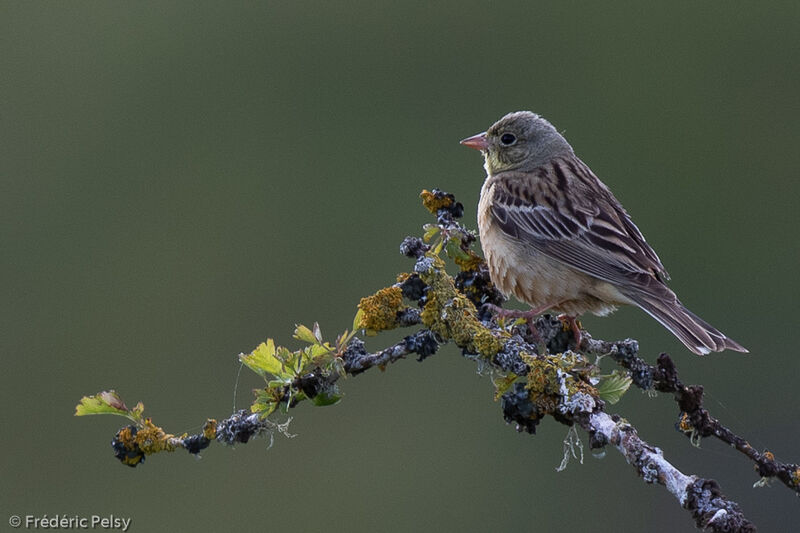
left=578, top=411, right=754, bottom=531
left=582, top=333, right=800, bottom=495
left=76, top=189, right=794, bottom=531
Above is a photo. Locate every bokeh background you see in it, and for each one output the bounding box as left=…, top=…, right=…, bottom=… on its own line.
left=2, top=3, right=798, bottom=532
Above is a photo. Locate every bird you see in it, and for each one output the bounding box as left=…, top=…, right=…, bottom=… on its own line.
left=460, top=111, right=747, bottom=355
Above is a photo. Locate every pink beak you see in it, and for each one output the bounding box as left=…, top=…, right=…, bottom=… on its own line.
left=460, top=132, right=488, bottom=151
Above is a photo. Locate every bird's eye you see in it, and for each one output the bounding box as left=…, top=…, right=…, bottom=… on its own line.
left=500, top=133, right=517, bottom=146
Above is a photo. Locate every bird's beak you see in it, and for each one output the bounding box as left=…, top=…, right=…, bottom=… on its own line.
left=460, top=132, right=488, bottom=151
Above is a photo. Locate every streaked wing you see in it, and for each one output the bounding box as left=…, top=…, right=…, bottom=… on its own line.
left=490, top=157, right=669, bottom=290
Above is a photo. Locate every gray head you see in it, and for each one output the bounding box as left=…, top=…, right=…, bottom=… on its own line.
left=461, top=111, right=573, bottom=174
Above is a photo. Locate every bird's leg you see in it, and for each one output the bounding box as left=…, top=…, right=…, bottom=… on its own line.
left=483, top=304, right=582, bottom=349
left=557, top=314, right=582, bottom=349
left=481, top=303, right=552, bottom=323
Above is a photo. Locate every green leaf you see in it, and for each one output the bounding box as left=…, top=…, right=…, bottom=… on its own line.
left=445, top=237, right=470, bottom=262
left=492, top=374, right=519, bottom=401
left=75, top=390, right=130, bottom=417
left=422, top=224, right=440, bottom=243
left=311, top=386, right=342, bottom=407
left=329, top=357, right=346, bottom=378
left=312, top=322, right=323, bottom=343
left=432, top=238, right=444, bottom=256
left=74, top=390, right=144, bottom=425
left=293, top=324, right=318, bottom=344
left=279, top=346, right=304, bottom=375
left=251, top=388, right=281, bottom=417
left=597, top=372, right=633, bottom=405
left=240, top=339, right=285, bottom=379
left=307, top=343, right=333, bottom=359
left=129, top=401, right=145, bottom=420
left=280, top=390, right=307, bottom=414
left=352, top=307, right=364, bottom=331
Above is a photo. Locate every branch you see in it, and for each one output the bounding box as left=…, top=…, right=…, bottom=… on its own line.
left=76, top=189, right=794, bottom=531
left=580, top=410, right=754, bottom=531
left=582, top=334, right=800, bottom=495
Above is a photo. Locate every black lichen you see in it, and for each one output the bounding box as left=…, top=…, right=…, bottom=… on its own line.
left=403, top=329, right=440, bottom=361
left=501, top=382, right=542, bottom=434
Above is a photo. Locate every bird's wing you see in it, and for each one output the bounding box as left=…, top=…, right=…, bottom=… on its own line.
left=489, top=158, right=669, bottom=291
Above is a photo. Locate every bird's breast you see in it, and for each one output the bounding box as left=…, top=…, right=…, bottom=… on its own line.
left=477, top=177, right=627, bottom=317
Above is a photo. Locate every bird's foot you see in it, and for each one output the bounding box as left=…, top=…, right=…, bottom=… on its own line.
left=480, top=304, right=544, bottom=343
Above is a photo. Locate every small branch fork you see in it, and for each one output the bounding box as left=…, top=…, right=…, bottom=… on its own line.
left=581, top=334, right=800, bottom=495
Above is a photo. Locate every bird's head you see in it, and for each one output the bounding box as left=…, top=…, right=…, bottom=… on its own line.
left=461, top=111, right=573, bottom=174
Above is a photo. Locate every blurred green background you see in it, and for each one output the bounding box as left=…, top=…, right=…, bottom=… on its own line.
left=2, top=2, right=798, bottom=532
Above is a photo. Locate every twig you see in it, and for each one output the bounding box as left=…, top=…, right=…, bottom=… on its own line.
left=583, top=332, right=800, bottom=495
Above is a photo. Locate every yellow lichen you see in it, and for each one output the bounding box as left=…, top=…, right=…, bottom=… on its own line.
left=135, top=418, right=178, bottom=454
left=678, top=412, right=693, bottom=432
left=203, top=419, right=217, bottom=440
left=420, top=189, right=453, bottom=214
left=453, top=250, right=483, bottom=272
left=116, top=426, right=137, bottom=449
left=358, top=286, right=405, bottom=332
left=520, top=352, right=597, bottom=415
left=473, top=328, right=502, bottom=356
left=417, top=254, right=503, bottom=356
left=523, top=355, right=561, bottom=414
left=114, top=425, right=145, bottom=467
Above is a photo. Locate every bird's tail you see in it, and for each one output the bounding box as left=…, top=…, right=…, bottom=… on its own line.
left=626, top=290, right=748, bottom=355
